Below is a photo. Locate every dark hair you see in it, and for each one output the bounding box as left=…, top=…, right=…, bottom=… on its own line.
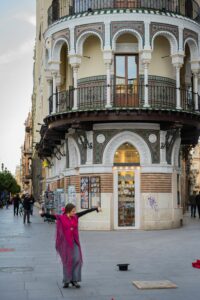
left=64, top=203, right=76, bottom=214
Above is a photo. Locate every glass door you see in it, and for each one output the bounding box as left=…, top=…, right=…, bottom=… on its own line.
left=118, top=170, right=135, bottom=227
left=115, top=54, right=138, bottom=107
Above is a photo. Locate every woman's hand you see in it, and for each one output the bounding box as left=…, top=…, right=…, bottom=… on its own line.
left=97, top=207, right=102, bottom=212
left=39, top=210, right=45, bottom=217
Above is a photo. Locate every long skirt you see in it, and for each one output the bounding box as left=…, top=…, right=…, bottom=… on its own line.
left=63, top=242, right=82, bottom=283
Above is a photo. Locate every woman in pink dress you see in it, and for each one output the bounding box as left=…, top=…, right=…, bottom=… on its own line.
left=40, top=203, right=101, bottom=288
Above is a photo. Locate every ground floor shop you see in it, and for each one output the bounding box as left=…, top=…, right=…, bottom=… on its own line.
left=44, top=123, right=183, bottom=230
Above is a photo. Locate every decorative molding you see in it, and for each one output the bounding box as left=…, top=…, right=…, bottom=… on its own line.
left=171, top=137, right=181, bottom=167
left=68, top=137, right=81, bottom=168
left=111, top=21, right=144, bottom=43
left=150, top=23, right=179, bottom=42
left=75, top=23, right=105, bottom=52
left=102, top=131, right=152, bottom=165
left=183, top=28, right=198, bottom=45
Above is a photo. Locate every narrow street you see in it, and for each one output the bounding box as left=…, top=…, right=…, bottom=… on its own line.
left=0, top=206, right=200, bottom=300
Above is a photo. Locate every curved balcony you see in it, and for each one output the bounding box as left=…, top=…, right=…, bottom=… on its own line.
left=48, top=84, right=198, bottom=114
left=48, top=0, right=200, bottom=25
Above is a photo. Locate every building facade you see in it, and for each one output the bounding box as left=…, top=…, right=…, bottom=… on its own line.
left=34, top=0, right=200, bottom=230
left=21, top=112, right=33, bottom=194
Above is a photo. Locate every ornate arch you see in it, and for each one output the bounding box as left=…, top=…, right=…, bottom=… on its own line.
left=112, top=29, right=143, bottom=52
left=151, top=31, right=178, bottom=55
left=103, top=131, right=152, bottom=165
left=52, top=38, right=70, bottom=62
left=184, top=38, right=199, bottom=61
left=68, top=137, right=81, bottom=168
left=171, top=137, right=181, bottom=167
left=76, top=31, right=104, bottom=56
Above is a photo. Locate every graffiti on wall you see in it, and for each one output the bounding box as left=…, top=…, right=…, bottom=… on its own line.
left=148, top=195, right=158, bottom=212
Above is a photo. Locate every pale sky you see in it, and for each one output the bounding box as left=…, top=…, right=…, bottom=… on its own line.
left=0, top=1, right=36, bottom=174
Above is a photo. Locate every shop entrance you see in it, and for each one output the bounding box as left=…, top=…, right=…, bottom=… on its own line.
left=113, top=143, right=140, bottom=229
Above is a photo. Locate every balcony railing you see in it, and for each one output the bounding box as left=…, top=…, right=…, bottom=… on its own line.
left=48, top=83, right=197, bottom=114
left=48, top=0, right=200, bottom=25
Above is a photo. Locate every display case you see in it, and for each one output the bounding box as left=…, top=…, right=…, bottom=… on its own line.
left=118, top=171, right=135, bottom=227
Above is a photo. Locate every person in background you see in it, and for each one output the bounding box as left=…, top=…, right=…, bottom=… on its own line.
left=23, top=193, right=31, bottom=224
left=13, top=194, right=21, bottom=216
left=189, top=191, right=197, bottom=218
left=29, top=194, right=35, bottom=215
left=40, top=203, right=101, bottom=288
left=195, top=191, right=200, bottom=219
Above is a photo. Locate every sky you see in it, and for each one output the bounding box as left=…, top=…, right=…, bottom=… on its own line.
left=0, top=1, right=36, bottom=174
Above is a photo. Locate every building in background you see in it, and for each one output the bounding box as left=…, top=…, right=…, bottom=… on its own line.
left=15, top=165, right=22, bottom=190
left=21, top=112, right=33, bottom=194
left=33, top=0, right=200, bottom=230
left=189, top=143, right=200, bottom=194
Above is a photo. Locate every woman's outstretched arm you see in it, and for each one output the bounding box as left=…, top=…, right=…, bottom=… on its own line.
left=76, top=207, right=99, bottom=218
left=40, top=213, right=56, bottom=220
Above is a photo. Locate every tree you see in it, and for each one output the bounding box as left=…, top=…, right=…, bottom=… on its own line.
left=0, top=170, right=21, bottom=196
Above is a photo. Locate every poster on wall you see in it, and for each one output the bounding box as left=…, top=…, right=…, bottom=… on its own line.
left=90, top=176, right=101, bottom=208
left=80, top=177, right=89, bottom=209
left=68, top=185, right=76, bottom=205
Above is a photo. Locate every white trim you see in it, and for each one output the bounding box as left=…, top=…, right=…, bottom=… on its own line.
left=76, top=30, right=104, bottom=55
left=93, top=123, right=160, bottom=130
left=52, top=38, right=70, bottom=62
left=79, top=165, right=113, bottom=174
left=45, top=13, right=200, bottom=41
left=141, top=165, right=174, bottom=173
left=184, top=37, right=199, bottom=61
left=151, top=30, right=178, bottom=55
left=103, top=131, right=152, bottom=165
left=112, top=28, right=143, bottom=52
left=68, top=137, right=81, bottom=167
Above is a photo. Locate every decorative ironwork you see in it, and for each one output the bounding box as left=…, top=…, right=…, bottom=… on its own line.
left=48, top=0, right=200, bottom=25
left=49, top=83, right=197, bottom=114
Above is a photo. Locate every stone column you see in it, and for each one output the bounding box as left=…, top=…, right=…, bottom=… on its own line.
left=46, top=74, right=53, bottom=114
left=52, top=72, right=57, bottom=114
left=69, top=55, right=82, bottom=110
left=172, top=54, right=184, bottom=110
left=175, top=65, right=181, bottom=109
left=191, top=61, right=200, bottom=111
left=193, top=71, right=199, bottom=110
left=103, top=50, right=113, bottom=108
left=141, top=50, right=152, bottom=108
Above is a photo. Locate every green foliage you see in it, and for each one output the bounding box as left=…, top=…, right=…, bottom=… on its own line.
left=0, top=170, right=21, bottom=195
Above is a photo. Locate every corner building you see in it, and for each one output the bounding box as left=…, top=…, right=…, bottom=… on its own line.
left=35, top=0, right=200, bottom=230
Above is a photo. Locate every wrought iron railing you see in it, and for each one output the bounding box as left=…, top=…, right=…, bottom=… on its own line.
left=48, top=0, right=200, bottom=25
left=49, top=83, right=198, bottom=114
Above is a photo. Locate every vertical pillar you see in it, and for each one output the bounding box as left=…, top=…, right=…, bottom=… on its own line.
left=143, top=63, right=149, bottom=107
left=46, top=77, right=53, bottom=114
left=72, top=67, right=79, bottom=110
left=52, top=72, right=57, bottom=114
left=175, top=65, right=181, bottom=109
left=103, top=50, right=113, bottom=108
left=160, top=131, right=167, bottom=164
left=105, top=63, right=112, bottom=108
left=193, top=72, right=199, bottom=110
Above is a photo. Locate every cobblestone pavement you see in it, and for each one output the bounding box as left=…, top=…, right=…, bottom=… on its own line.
left=0, top=206, right=200, bottom=300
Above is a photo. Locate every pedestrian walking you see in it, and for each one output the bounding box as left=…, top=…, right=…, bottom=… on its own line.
left=40, top=203, right=101, bottom=288
left=13, top=194, right=21, bottom=216
left=195, top=191, right=200, bottom=218
left=189, top=192, right=197, bottom=218
left=23, top=193, right=31, bottom=224
left=29, top=194, right=35, bottom=215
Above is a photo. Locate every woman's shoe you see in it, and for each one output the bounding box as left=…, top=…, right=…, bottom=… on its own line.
left=71, top=281, right=80, bottom=288
left=63, top=283, right=69, bottom=288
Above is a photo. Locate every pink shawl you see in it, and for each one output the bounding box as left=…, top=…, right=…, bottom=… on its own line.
left=55, top=214, right=82, bottom=277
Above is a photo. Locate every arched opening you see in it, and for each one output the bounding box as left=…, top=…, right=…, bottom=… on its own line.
left=181, top=43, right=194, bottom=109
left=78, top=35, right=105, bottom=108
left=58, top=43, right=73, bottom=112
left=114, top=33, right=139, bottom=107
left=114, top=143, right=140, bottom=228
left=114, top=142, right=140, bottom=165
left=150, top=35, right=176, bottom=108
